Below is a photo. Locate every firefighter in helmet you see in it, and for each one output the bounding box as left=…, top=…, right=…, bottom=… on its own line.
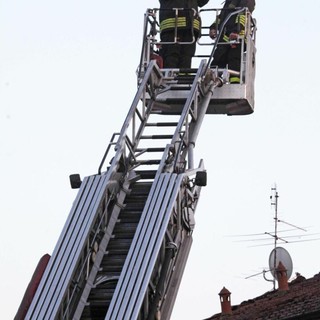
left=209, top=0, right=255, bottom=83
left=159, top=0, right=210, bottom=68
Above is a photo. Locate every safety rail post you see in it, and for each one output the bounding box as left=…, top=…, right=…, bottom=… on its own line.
left=203, top=8, right=248, bottom=76
left=98, top=61, right=162, bottom=176
left=168, top=60, right=207, bottom=172
left=98, top=133, right=119, bottom=175
left=138, top=7, right=202, bottom=82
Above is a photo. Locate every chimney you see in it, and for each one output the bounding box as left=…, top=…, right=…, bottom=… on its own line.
left=219, top=287, right=232, bottom=315
left=276, top=261, right=289, bottom=291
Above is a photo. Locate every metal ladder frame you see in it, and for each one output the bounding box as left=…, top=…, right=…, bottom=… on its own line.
left=25, top=49, right=221, bottom=319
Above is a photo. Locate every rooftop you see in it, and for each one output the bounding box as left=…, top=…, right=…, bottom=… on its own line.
left=205, top=272, right=320, bottom=320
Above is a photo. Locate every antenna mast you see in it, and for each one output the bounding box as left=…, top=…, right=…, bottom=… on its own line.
left=270, top=184, right=279, bottom=249
left=270, top=184, right=279, bottom=289
left=245, top=185, right=315, bottom=287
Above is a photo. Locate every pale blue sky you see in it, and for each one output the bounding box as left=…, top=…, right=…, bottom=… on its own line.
left=1, top=1, right=320, bottom=319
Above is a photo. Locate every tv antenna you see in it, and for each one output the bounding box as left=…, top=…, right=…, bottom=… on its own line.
left=266, top=184, right=296, bottom=288
left=269, top=184, right=307, bottom=249
left=245, top=184, right=318, bottom=288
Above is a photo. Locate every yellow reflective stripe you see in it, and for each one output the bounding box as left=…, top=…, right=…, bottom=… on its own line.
left=236, top=14, right=246, bottom=36
left=223, top=34, right=229, bottom=42
left=236, top=14, right=246, bottom=27
left=193, top=19, right=200, bottom=30
left=230, top=76, right=240, bottom=83
left=160, top=17, right=200, bottom=31
left=160, top=17, right=187, bottom=31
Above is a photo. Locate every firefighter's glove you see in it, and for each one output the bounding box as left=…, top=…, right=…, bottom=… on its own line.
left=229, top=32, right=238, bottom=40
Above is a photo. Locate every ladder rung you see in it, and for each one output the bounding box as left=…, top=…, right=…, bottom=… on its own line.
left=140, top=135, right=173, bottom=140
left=136, top=147, right=165, bottom=152
left=134, top=160, right=161, bottom=165
left=175, top=68, right=198, bottom=74
left=134, top=170, right=157, bottom=179
left=145, top=122, right=178, bottom=127
left=170, top=85, right=192, bottom=91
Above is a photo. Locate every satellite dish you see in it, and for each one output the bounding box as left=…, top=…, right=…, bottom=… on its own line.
left=268, top=247, right=293, bottom=279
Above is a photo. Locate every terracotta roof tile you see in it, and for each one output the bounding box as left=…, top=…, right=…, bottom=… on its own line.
left=206, top=272, right=320, bottom=320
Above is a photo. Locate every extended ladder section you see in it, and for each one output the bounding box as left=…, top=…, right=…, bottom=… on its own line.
left=20, top=7, right=257, bottom=320
left=24, top=59, right=218, bottom=320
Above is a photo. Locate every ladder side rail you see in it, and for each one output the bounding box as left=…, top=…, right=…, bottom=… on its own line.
left=146, top=239, right=178, bottom=319
left=25, top=175, right=97, bottom=319
left=165, top=65, right=225, bottom=171
left=168, top=60, right=210, bottom=173
left=129, top=163, right=205, bottom=319
left=126, top=81, right=165, bottom=170
left=187, top=90, right=209, bottom=168
left=130, top=98, right=156, bottom=152
left=62, top=178, right=127, bottom=319
left=170, top=60, right=206, bottom=140
left=159, top=161, right=205, bottom=319
left=106, top=173, right=172, bottom=319
left=125, top=174, right=183, bottom=320
left=103, top=147, right=177, bottom=317
left=51, top=170, right=130, bottom=319
left=71, top=177, right=133, bottom=320
left=107, top=173, right=181, bottom=320
left=188, top=78, right=221, bottom=158
left=98, top=61, right=162, bottom=175
left=37, top=175, right=111, bottom=319
left=117, top=62, right=160, bottom=151
left=122, top=64, right=169, bottom=172
left=161, top=233, right=193, bottom=319
left=27, top=162, right=125, bottom=320
left=171, top=60, right=207, bottom=138
left=138, top=164, right=205, bottom=319
left=24, top=177, right=90, bottom=319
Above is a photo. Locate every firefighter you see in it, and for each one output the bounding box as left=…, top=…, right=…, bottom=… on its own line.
left=159, top=0, right=209, bottom=69
left=209, top=0, right=255, bottom=83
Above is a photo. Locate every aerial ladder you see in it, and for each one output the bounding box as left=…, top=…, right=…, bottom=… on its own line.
left=16, top=6, right=257, bottom=320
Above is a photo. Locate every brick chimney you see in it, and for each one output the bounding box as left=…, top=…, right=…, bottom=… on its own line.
left=219, top=287, right=232, bottom=315
left=276, top=261, right=289, bottom=291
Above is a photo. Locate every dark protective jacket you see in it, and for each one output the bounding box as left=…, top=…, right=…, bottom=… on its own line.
left=159, top=0, right=209, bottom=34
left=210, top=0, right=255, bottom=41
